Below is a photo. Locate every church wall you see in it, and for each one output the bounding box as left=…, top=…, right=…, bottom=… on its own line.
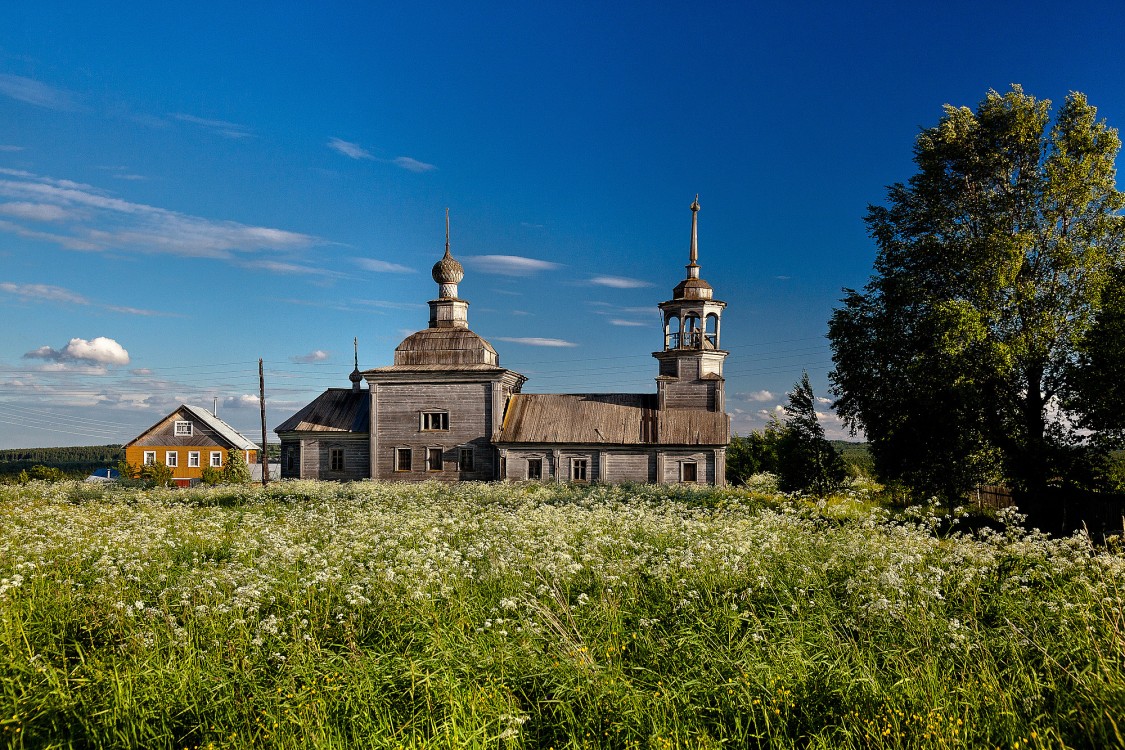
left=374, top=381, right=496, bottom=481
left=658, top=450, right=714, bottom=484
left=664, top=380, right=716, bottom=410
left=602, top=451, right=655, bottom=483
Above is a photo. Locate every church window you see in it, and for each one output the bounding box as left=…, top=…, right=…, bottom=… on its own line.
left=427, top=447, right=444, bottom=472
left=396, top=448, right=413, bottom=472
left=421, top=411, right=449, bottom=431
left=571, top=458, right=588, bottom=482
left=665, top=314, right=681, bottom=349
left=329, top=447, right=344, bottom=472
left=684, top=314, right=702, bottom=348
left=681, top=462, right=698, bottom=482
left=527, top=458, right=543, bottom=480
left=459, top=447, right=474, bottom=471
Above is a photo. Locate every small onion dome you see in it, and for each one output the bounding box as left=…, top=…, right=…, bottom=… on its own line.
left=349, top=366, right=363, bottom=385
left=673, top=275, right=714, bottom=300
left=431, top=249, right=464, bottom=286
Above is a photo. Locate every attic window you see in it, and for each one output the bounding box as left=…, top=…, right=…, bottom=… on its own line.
left=421, top=411, right=449, bottom=431
left=174, top=421, right=193, bottom=436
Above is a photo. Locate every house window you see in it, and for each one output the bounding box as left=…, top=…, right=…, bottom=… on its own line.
left=210, top=451, right=223, bottom=468
left=458, top=447, right=474, bottom=472
left=571, top=458, right=588, bottom=482
left=681, top=461, right=698, bottom=482
left=143, top=451, right=156, bottom=465
left=285, top=447, right=297, bottom=472
left=174, top=421, right=193, bottom=437
left=527, top=458, right=543, bottom=480
left=427, top=447, right=444, bottom=472
left=421, top=411, right=449, bottom=431
left=329, top=447, right=344, bottom=472
left=165, top=451, right=178, bottom=467
left=396, top=448, right=412, bottom=472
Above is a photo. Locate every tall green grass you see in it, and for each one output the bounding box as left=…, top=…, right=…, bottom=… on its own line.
left=1, top=479, right=1122, bottom=748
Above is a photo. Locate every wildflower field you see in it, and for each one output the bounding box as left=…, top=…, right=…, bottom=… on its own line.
left=1, top=480, right=1123, bottom=749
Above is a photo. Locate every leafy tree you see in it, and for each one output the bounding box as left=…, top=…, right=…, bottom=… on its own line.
left=830, top=86, right=1125, bottom=503
left=1070, top=265, right=1125, bottom=445
left=28, top=465, right=67, bottom=482
left=777, top=373, right=847, bottom=496
left=222, top=449, right=251, bottom=483
left=200, top=466, right=223, bottom=486
left=726, top=420, right=785, bottom=485
left=140, top=461, right=174, bottom=487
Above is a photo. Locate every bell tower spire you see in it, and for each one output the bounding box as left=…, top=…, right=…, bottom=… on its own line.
left=349, top=336, right=363, bottom=392
left=653, top=195, right=728, bottom=411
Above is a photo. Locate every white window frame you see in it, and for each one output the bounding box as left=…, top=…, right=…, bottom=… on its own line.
left=165, top=451, right=178, bottom=467
left=143, top=451, right=156, bottom=466
left=427, top=446, right=444, bottom=472
left=527, top=457, right=543, bottom=481
left=188, top=451, right=200, bottom=468
left=680, top=461, right=698, bottom=483
left=420, top=411, right=449, bottom=431
left=458, top=447, right=474, bottom=472
left=395, top=447, right=413, bottom=472
left=174, top=420, right=193, bottom=437
left=210, top=451, right=223, bottom=468
left=571, top=458, right=588, bottom=482
left=329, top=447, right=345, bottom=472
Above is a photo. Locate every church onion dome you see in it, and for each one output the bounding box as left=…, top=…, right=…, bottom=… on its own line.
left=673, top=275, right=713, bottom=300
left=431, top=248, right=464, bottom=287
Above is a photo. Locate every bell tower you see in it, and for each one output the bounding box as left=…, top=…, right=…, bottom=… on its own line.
left=653, top=196, right=727, bottom=411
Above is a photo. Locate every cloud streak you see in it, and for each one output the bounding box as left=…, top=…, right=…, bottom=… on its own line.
left=0, top=74, right=78, bottom=111
left=590, top=275, right=652, bottom=289
left=464, top=255, right=562, bottom=276
left=291, top=350, right=330, bottom=363
left=328, top=138, right=373, bottom=160
left=0, top=169, right=323, bottom=261
left=392, top=156, right=436, bottom=173
left=0, top=281, right=177, bottom=316
left=354, top=257, right=415, bottom=273
left=496, top=337, right=578, bottom=348
left=173, top=113, right=253, bottom=139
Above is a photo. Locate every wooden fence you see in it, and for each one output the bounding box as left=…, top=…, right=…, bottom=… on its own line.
left=970, top=484, right=1014, bottom=511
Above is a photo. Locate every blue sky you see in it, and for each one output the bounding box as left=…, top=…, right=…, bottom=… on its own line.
left=1, top=1, right=1123, bottom=449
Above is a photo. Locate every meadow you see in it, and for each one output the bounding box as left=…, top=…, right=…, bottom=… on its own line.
left=1, top=479, right=1122, bottom=749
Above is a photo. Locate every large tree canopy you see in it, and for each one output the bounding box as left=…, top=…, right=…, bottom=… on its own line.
left=829, top=86, right=1125, bottom=501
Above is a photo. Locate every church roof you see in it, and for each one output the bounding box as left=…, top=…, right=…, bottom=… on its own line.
left=495, top=393, right=729, bottom=446
left=388, top=327, right=499, bottom=368
left=274, top=388, right=370, bottom=433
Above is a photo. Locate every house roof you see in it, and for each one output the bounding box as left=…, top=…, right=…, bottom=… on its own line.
left=495, top=393, right=729, bottom=446
left=124, top=404, right=259, bottom=450
left=274, top=388, right=370, bottom=433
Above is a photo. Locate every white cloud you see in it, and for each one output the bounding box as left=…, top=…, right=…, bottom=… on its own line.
left=610, top=319, right=646, bottom=327
left=745, top=390, right=774, bottom=402
left=464, top=255, right=562, bottom=275
left=24, top=336, right=130, bottom=366
left=0, top=145, right=24, bottom=152
left=0, top=202, right=72, bottom=222
left=590, top=275, right=653, bottom=289
left=223, top=394, right=261, bottom=408
left=130, top=368, right=153, bottom=376
left=0, top=282, right=88, bottom=304
left=173, top=113, right=253, bottom=139
left=292, top=350, right=330, bottom=363
left=354, top=258, right=415, bottom=273
left=392, top=156, right=437, bottom=173
left=327, top=138, right=373, bottom=160
left=496, top=337, right=578, bottom=348
left=817, top=396, right=832, bottom=405
left=0, top=74, right=78, bottom=110
left=0, top=170, right=324, bottom=260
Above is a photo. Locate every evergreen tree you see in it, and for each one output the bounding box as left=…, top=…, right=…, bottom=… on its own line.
left=777, top=373, right=847, bottom=496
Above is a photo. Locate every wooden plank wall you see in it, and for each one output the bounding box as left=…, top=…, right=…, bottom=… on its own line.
left=374, top=382, right=496, bottom=481
left=659, top=450, right=713, bottom=484
left=604, top=451, right=654, bottom=482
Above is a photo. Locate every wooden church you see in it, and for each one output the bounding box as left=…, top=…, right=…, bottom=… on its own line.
left=275, top=198, right=730, bottom=485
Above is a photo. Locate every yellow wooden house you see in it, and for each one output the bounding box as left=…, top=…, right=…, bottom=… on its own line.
left=124, top=404, right=259, bottom=486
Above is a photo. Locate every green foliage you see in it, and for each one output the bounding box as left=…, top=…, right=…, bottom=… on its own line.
left=27, top=464, right=67, bottom=482
left=726, top=420, right=784, bottom=484
left=830, top=85, right=1125, bottom=502
left=116, top=460, right=140, bottom=481
left=777, top=373, right=847, bottom=496
left=0, top=444, right=124, bottom=479
left=1, top=480, right=1123, bottom=748
left=221, top=449, right=251, bottom=484
left=199, top=466, right=223, bottom=486
left=139, top=461, right=174, bottom=487
left=1070, top=265, right=1125, bottom=446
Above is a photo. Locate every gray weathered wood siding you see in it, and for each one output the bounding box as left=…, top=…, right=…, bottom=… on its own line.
left=374, top=382, right=496, bottom=481
left=604, top=451, right=654, bottom=482
left=659, top=450, right=714, bottom=484
left=664, top=379, right=716, bottom=410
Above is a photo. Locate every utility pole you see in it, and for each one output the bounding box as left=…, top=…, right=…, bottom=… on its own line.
left=259, top=358, right=268, bottom=487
